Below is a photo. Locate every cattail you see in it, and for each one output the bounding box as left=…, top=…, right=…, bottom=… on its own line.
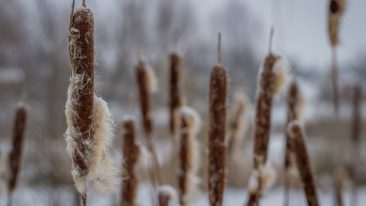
left=208, top=64, right=227, bottom=206
left=121, top=118, right=140, bottom=206
left=287, top=121, right=319, bottom=206
left=169, top=52, right=183, bottom=135
left=135, top=58, right=157, bottom=137
left=283, top=80, right=303, bottom=206
left=135, top=58, right=161, bottom=187
left=350, top=85, right=361, bottom=162
left=65, top=7, right=118, bottom=205
left=178, top=106, right=201, bottom=206
left=158, top=185, right=177, bottom=206
left=328, top=0, right=346, bottom=47
left=246, top=53, right=287, bottom=206
left=227, top=92, right=250, bottom=156
left=7, top=103, right=27, bottom=200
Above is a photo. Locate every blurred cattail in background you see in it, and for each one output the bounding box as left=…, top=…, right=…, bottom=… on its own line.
left=7, top=103, right=27, bottom=205
left=168, top=52, right=183, bottom=137
left=227, top=92, right=250, bottom=157
left=178, top=106, right=201, bottom=206
left=208, top=63, right=228, bottom=206
left=283, top=79, right=303, bottom=206
left=121, top=118, right=140, bottom=206
left=328, top=0, right=346, bottom=47
left=65, top=5, right=118, bottom=205
left=246, top=50, right=287, bottom=206
left=288, top=121, right=319, bottom=206
left=158, top=185, right=177, bottom=206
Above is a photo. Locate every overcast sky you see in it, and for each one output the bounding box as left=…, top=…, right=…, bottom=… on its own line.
left=194, top=0, right=366, bottom=68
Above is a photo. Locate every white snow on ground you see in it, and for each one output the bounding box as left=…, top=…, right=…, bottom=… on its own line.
left=7, top=184, right=366, bottom=205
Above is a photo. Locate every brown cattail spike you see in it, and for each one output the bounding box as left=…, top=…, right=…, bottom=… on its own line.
left=8, top=103, right=27, bottom=194
left=253, top=54, right=278, bottom=170
left=208, top=65, right=227, bottom=206
left=136, top=59, right=154, bottom=136
left=288, top=121, right=319, bottom=206
left=328, top=0, right=346, bottom=46
left=121, top=119, right=140, bottom=206
left=169, top=53, right=182, bottom=135
left=68, top=8, right=94, bottom=204
left=178, top=107, right=201, bottom=206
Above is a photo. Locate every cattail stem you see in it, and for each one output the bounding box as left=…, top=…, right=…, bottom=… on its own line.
left=7, top=103, right=27, bottom=204
left=121, top=119, right=140, bottom=206
left=68, top=8, right=94, bottom=204
left=169, top=53, right=182, bottom=135
left=217, top=33, right=221, bottom=65
left=208, top=65, right=227, bottom=206
left=288, top=121, right=319, bottom=206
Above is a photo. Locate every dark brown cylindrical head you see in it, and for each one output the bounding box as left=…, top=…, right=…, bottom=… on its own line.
left=288, top=121, right=319, bottom=206
left=253, top=54, right=277, bottom=170
left=328, top=0, right=346, bottom=46
left=121, top=119, right=140, bottom=206
left=8, top=104, right=27, bottom=193
left=169, top=52, right=182, bottom=135
left=69, top=8, right=95, bottom=182
left=208, top=65, right=227, bottom=206
left=284, top=80, right=300, bottom=170
left=136, top=60, right=153, bottom=136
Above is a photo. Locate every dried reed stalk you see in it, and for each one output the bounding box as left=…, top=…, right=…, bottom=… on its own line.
left=7, top=103, right=27, bottom=196
left=350, top=85, right=361, bottom=162
left=208, top=65, right=227, bottom=206
left=283, top=80, right=302, bottom=206
left=178, top=107, right=201, bottom=206
left=246, top=52, right=286, bottom=206
left=68, top=9, right=94, bottom=205
left=169, top=52, right=182, bottom=135
left=158, top=185, right=177, bottom=206
left=288, top=121, right=319, bottom=206
left=121, top=119, right=140, bottom=206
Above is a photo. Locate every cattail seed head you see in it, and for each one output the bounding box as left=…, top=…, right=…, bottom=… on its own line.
left=136, top=59, right=156, bottom=136
left=121, top=118, right=140, bottom=206
left=328, top=0, right=346, bottom=46
left=178, top=106, right=201, bottom=206
left=169, top=52, right=183, bottom=135
left=7, top=103, right=27, bottom=194
left=284, top=80, right=304, bottom=171
left=66, top=8, right=118, bottom=196
left=287, top=121, right=319, bottom=206
left=208, top=65, right=227, bottom=206
left=253, top=54, right=286, bottom=170
left=227, top=92, right=250, bottom=155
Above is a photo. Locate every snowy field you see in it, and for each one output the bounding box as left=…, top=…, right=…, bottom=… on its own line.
left=6, top=184, right=366, bottom=206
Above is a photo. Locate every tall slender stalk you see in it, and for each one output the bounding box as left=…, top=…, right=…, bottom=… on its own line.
left=287, top=121, right=319, bottom=206
left=7, top=103, right=27, bottom=205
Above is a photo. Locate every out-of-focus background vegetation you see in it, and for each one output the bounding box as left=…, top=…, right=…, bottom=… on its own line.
left=0, top=0, right=366, bottom=205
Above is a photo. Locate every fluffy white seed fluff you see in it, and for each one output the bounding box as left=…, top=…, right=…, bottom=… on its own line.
left=272, top=56, right=289, bottom=97
left=179, top=106, right=202, bottom=202
left=65, top=82, right=119, bottom=193
left=145, top=65, right=158, bottom=94
left=248, top=162, right=277, bottom=194
left=158, top=185, right=178, bottom=200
